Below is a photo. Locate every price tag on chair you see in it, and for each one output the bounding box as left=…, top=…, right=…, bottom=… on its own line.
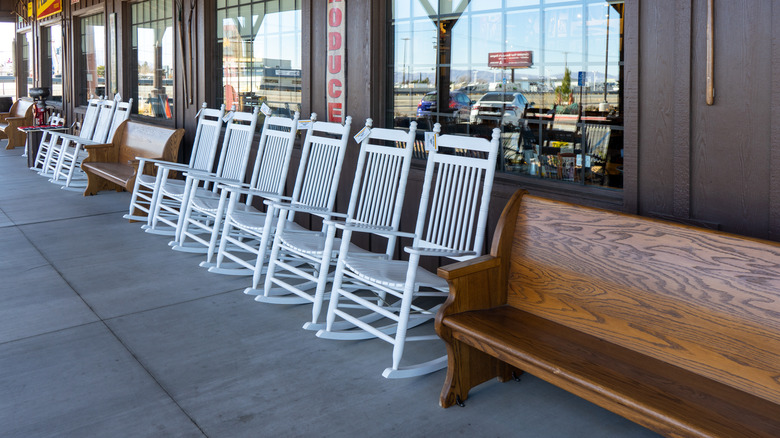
left=298, top=120, right=312, bottom=130
left=260, top=102, right=273, bottom=117
left=424, top=131, right=438, bottom=151
left=353, top=126, right=371, bottom=144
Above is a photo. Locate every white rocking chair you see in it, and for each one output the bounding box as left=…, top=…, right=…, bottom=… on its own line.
left=259, top=119, right=418, bottom=335
left=29, top=112, right=67, bottom=172
left=50, top=97, right=133, bottom=190
left=187, top=111, right=302, bottom=270
left=207, top=114, right=352, bottom=289
left=124, top=103, right=225, bottom=224
left=317, top=124, right=500, bottom=379
left=165, top=107, right=261, bottom=251
left=38, top=98, right=101, bottom=178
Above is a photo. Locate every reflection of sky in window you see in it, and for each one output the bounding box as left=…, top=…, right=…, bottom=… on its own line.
left=393, top=0, right=621, bottom=82
left=90, top=26, right=106, bottom=65
left=136, top=27, right=173, bottom=70
left=221, top=9, right=301, bottom=69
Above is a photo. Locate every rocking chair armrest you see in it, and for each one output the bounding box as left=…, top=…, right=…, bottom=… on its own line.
left=404, top=246, right=477, bottom=258
left=211, top=183, right=291, bottom=202
left=139, top=158, right=188, bottom=171
left=54, top=132, right=88, bottom=143
left=328, top=220, right=414, bottom=238
left=182, top=171, right=239, bottom=187
left=264, top=200, right=347, bottom=219
left=82, top=142, right=113, bottom=150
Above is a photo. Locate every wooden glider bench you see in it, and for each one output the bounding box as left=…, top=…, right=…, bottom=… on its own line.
left=436, top=190, right=780, bottom=438
left=0, top=98, right=34, bottom=149
left=81, top=120, right=184, bottom=197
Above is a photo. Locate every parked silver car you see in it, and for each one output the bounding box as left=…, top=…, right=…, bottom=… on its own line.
left=469, top=92, right=529, bottom=127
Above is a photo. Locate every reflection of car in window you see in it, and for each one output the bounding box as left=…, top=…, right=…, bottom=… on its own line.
left=416, top=91, right=472, bottom=122
left=469, top=92, right=530, bottom=127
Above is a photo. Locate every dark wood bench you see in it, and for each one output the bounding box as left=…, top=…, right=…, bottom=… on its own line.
left=436, top=190, right=780, bottom=437
left=81, top=120, right=184, bottom=197
left=0, top=98, right=34, bottom=149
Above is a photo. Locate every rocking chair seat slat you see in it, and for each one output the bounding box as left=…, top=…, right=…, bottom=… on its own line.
left=343, top=258, right=448, bottom=289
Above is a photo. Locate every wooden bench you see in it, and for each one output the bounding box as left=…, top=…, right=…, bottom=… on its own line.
left=0, top=98, right=34, bottom=149
left=436, top=190, right=780, bottom=437
left=81, top=120, right=184, bottom=197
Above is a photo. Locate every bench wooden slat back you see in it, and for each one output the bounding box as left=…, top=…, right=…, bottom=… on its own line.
left=12, top=99, right=34, bottom=118
left=117, top=121, right=181, bottom=166
left=509, top=195, right=780, bottom=405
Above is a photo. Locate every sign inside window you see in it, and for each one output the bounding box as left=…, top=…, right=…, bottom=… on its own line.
left=326, top=0, right=345, bottom=123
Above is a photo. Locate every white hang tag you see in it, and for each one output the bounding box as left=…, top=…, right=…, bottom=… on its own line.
left=194, top=107, right=203, bottom=120
left=353, top=126, right=371, bottom=144
left=298, top=120, right=313, bottom=130
left=222, top=111, right=235, bottom=123
left=424, top=131, right=438, bottom=151
left=260, top=102, right=273, bottom=117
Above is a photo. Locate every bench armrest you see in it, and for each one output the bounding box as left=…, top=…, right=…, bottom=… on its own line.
left=435, top=190, right=527, bottom=327
left=82, top=142, right=116, bottom=163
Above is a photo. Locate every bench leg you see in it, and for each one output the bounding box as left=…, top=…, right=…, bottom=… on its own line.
left=82, top=170, right=122, bottom=196
left=439, top=339, right=517, bottom=408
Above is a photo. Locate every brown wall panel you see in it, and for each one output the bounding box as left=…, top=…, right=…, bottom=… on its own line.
left=637, top=0, right=678, bottom=218
left=689, top=0, right=771, bottom=239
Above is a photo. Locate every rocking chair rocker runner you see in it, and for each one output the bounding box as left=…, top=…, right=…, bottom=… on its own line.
left=317, top=124, right=500, bottom=379
left=259, top=119, right=418, bottom=335
left=124, top=103, right=225, bottom=223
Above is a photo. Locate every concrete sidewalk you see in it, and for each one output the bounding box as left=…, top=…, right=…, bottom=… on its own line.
left=0, top=143, right=658, bottom=437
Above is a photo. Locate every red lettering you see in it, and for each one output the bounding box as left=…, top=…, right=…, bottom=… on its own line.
left=328, top=78, right=343, bottom=98
left=328, top=8, right=342, bottom=27
left=328, top=102, right=343, bottom=123
left=328, top=0, right=342, bottom=3
left=328, top=55, right=342, bottom=74
left=328, top=32, right=342, bottom=51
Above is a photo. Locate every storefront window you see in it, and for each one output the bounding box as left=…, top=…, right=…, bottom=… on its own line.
left=20, top=31, right=33, bottom=98
left=131, top=0, right=174, bottom=119
left=46, top=24, right=63, bottom=103
left=216, top=0, right=302, bottom=116
left=389, top=0, right=625, bottom=189
left=78, top=13, right=105, bottom=105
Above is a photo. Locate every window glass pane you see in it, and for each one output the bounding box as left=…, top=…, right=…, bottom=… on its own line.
left=79, top=14, right=105, bottom=105
left=47, top=24, right=63, bottom=103
left=388, top=0, right=625, bottom=190
left=216, top=0, right=302, bottom=116
left=131, top=0, right=174, bottom=119
left=19, top=32, right=33, bottom=98
left=0, top=24, right=15, bottom=99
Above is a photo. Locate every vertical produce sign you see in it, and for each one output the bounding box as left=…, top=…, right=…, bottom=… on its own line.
left=326, top=0, right=345, bottom=122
